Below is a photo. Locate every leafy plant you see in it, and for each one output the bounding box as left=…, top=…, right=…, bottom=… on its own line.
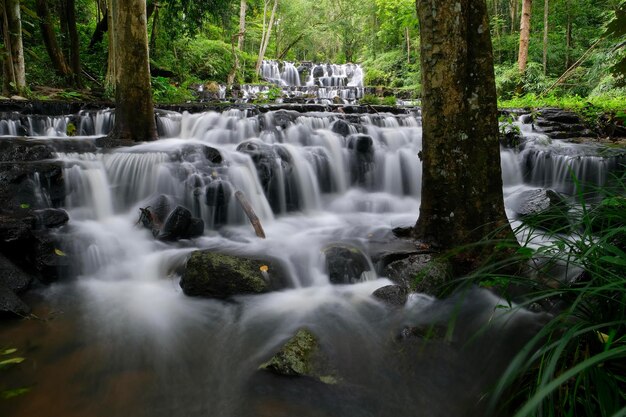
left=360, top=93, right=381, bottom=105
left=0, top=348, right=29, bottom=400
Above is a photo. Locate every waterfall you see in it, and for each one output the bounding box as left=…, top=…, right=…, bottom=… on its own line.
left=2, top=106, right=623, bottom=417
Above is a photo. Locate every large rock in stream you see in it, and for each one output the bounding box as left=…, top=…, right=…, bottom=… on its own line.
left=260, top=328, right=338, bottom=384
left=509, top=188, right=570, bottom=230
left=322, top=243, right=373, bottom=284
left=384, top=254, right=452, bottom=297
left=179, top=250, right=287, bottom=298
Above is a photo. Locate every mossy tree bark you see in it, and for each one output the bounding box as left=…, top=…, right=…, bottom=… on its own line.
left=518, top=0, right=532, bottom=73
left=414, top=0, right=513, bottom=253
left=108, top=0, right=157, bottom=142
left=2, top=0, right=26, bottom=95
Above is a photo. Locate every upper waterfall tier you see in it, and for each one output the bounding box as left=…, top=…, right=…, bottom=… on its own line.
left=260, top=60, right=364, bottom=88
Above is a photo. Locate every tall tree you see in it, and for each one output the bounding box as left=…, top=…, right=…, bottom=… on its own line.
left=1, top=0, right=26, bottom=95
left=542, top=0, right=548, bottom=74
left=237, top=0, right=246, bottom=50
left=107, top=0, right=157, bottom=142
left=255, top=0, right=278, bottom=73
left=414, top=0, right=513, bottom=253
left=518, top=0, right=532, bottom=72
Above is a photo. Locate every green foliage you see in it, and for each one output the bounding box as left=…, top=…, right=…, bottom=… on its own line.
left=462, top=172, right=626, bottom=417
left=360, top=93, right=380, bottom=105
left=152, top=76, right=194, bottom=104
left=381, top=95, right=397, bottom=106
left=252, top=86, right=283, bottom=104
left=1, top=348, right=29, bottom=400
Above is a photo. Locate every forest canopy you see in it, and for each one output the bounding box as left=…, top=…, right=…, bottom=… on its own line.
left=0, top=0, right=624, bottom=103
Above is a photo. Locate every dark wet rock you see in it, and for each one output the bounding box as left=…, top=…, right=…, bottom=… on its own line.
left=206, top=180, right=233, bottom=207
left=0, top=161, right=65, bottom=209
left=347, top=134, right=375, bottom=186
left=268, top=110, right=299, bottom=130
left=157, top=205, right=204, bottom=241
left=0, top=211, right=36, bottom=243
left=144, top=195, right=172, bottom=226
left=180, top=250, right=286, bottom=298
left=510, top=189, right=570, bottom=230
left=0, top=284, right=30, bottom=317
left=34, top=208, right=69, bottom=229
left=312, top=66, right=325, bottom=78
left=179, top=144, right=223, bottom=164
left=0, top=138, right=54, bottom=161
left=384, top=254, right=452, bottom=296
left=322, top=243, right=372, bottom=285
left=499, top=124, right=524, bottom=148
left=372, top=285, right=408, bottom=307
left=391, top=226, right=413, bottom=238
left=32, top=232, right=69, bottom=283
left=0, top=253, right=32, bottom=293
left=534, top=108, right=596, bottom=140
left=330, top=120, right=352, bottom=137
left=260, top=328, right=338, bottom=384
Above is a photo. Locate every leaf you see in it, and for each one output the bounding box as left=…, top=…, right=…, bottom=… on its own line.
left=19, top=203, right=30, bottom=209
left=1, top=387, right=30, bottom=399
left=597, top=332, right=610, bottom=344
left=0, top=357, right=25, bottom=368
left=600, top=256, right=626, bottom=266
left=516, top=246, right=534, bottom=258
left=54, top=249, right=66, bottom=257
left=1, top=348, right=17, bottom=355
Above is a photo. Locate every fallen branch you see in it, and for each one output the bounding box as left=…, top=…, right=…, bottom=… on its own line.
left=235, top=191, right=266, bottom=238
left=541, top=38, right=602, bottom=96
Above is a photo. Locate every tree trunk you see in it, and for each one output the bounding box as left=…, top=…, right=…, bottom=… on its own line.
left=35, top=0, right=72, bottom=78
left=88, top=10, right=108, bottom=51
left=149, top=3, right=158, bottom=53
left=255, top=0, right=278, bottom=74
left=414, top=0, right=513, bottom=253
left=565, top=2, right=572, bottom=69
left=105, top=0, right=116, bottom=93
left=2, top=0, right=26, bottom=94
left=64, top=0, right=82, bottom=86
left=518, top=0, right=532, bottom=73
left=108, top=0, right=157, bottom=143
left=542, top=0, right=548, bottom=75
left=238, top=0, right=246, bottom=51
left=509, top=0, right=518, bottom=34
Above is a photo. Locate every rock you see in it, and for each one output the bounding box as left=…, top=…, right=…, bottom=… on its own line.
left=384, top=254, right=452, bottom=296
left=510, top=189, right=569, bottom=230
left=180, top=250, right=286, bottom=298
left=206, top=180, right=233, bottom=207
left=0, top=284, right=30, bottom=317
left=34, top=208, right=69, bottom=229
left=157, top=205, right=204, bottom=241
left=0, top=253, right=32, bottom=293
left=499, top=124, right=524, bottom=148
left=179, top=144, right=223, bottom=164
left=32, top=232, right=70, bottom=283
left=322, top=243, right=372, bottom=285
left=534, top=108, right=597, bottom=140
left=346, top=134, right=375, bottom=186
left=330, top=120, right=352, bottom=137
left=0, top=161, right=65, bottom=209
left=0, top=139, right=54, bottom=162
left=0, top=211, right=36, bottom=243
left=260, top=328, right=338, bottom=384
left=372, top=285, right=408, bottom=307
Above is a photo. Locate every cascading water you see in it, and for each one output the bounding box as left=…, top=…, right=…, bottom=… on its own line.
left=1, top=107, right=623, bottom=417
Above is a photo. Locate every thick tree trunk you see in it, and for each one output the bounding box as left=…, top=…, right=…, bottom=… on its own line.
left=2, top=0, right=26, bottom=94
left=518, top=0, right=532, bottom=73
left=105, top=0, right=116, bottom=93
left=414, top=0, right=513, bottom=252
left=542, top=0, right=548, bottom=75
left=36, top=0, right=72, bottom=78
left=108, top=0, right=157, bottom=142
left=238, top=0, right=246, bottom=51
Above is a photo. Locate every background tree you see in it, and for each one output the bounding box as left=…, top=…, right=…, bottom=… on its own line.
left=107, top=0, right=157, bottom=142
left=518, top=0, right=532, bottom=72
left=1, top=0, right=26, bottom=95
left=414, top=0, right=513, bottom=255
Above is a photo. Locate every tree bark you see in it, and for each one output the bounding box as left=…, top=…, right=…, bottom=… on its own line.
left=565, top=2, right=572, bottom=69
left=414, top=0, right=513, bottom=252
left=2, top=0, right=26, bottom=94
left=35, top=0, right=72, bottom=78
left=518, top=0, right=532, bottom=73
left=509, top=0, right=518, bottom=34
left=255, top=0, right=278, bottom=74
left=542, top=0, right=548, bottom=75
left=64, top=0, right=82, bottom=86
left=238, top=0, right=246, bottom=51
left=88, top=10, right=108, bottom=51
left=105, top=0, right=116, bottom=93
left=108, top=0, right=157, bottom=142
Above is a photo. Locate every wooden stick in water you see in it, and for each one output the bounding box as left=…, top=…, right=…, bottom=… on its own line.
left=234, top=191, right=266, bottom=239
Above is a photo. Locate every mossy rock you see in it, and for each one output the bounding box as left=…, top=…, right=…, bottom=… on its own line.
left=180, top=250, right=285, bottom=299
left=384, top=254, right=452, bottom=297
left=260, top=328, right=339, bottom=384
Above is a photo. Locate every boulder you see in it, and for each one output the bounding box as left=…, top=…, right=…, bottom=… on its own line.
left=0, top=284, right=30, bottom=317
left=180, top=250, right=286, bottom=298
left=384, top=254, right=452, bottom=296
left=372, top=284, right=408, bottom=307
left=347, top=134, right=375, bottom=186
left=34, top=208, right=69, bottom=229
left=330, top=120, right=352, bottom=137
left=322, top=243, right=372, bottom=285
left=260, top=328, right=338, bottom=384
left=510, top=189, right=569, bottom=230
left=0, top=253, right=32, bottom=293
left=157, top=205, right=204, bottom=241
